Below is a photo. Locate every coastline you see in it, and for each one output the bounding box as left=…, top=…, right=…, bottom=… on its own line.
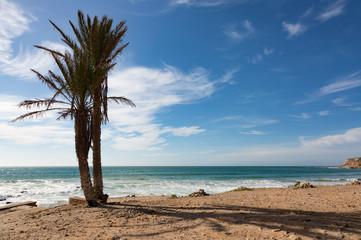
left=2, top=166, right=361, bottom=207
left=1, top=184, right=361, bottom=239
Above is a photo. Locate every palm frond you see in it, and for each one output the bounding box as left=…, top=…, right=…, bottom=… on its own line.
left=34, top=45, right=65, bottom=58
left=49, top=20, right=78, bottom=50
left=10, top=107, right=68, bottom=123
left=108, top=97, right=136, bottom=107
left=19, top=99, right=69, bottom=109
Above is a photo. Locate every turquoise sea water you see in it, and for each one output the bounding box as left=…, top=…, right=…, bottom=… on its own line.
left=1, top=166, right=360, bottom=206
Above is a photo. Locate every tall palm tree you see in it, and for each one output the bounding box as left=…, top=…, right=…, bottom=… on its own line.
left=47, top=10, right=134, bottom=201
left=12, top=48, right=98, bottom=206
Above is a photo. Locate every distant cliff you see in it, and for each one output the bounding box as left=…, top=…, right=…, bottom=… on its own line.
left=338, top=157, right=361, bottom=168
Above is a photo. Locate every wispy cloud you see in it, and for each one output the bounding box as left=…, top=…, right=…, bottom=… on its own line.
left=224, top=20, right=255, bottom=41
left=170, top=0, right=249, bottom=7
left=162, top=126, right=205, bottom=136
left=300, top=127, right=361, bottom=148
left=0, top=94, right=73, bottom=146
left=0, top=0, right=67, bottom=80
left=0, top=123, right=73, bottom=145
left=296, top=71, right=361, bottom=104
left=282, top=1, right=348, bottom=39
left=301, top=6, right=314, bottom=19
left=217, top=127, right=361, bottom=165
left=248, top=54, right=263, bottom=64
left=282, top=22, right=307, bottom=38
left=240, top=130, right=266, bottom=135
left=317, top=0, right=347, bottom=22
left=142, top=152, right=180, bottom=157
left=350, top=107, right=361, bottom=112
left=170, top=0, right=194, bottom=6
left=248, top=47, right=275, bottom=65
left=318, top=110, right=330, bottom=116
left=1, top=64, right=214, bottom=151
left=1, top=41, right=68, bottom=80
left=0, top=0, right=36, bottom=61
left=213, top=115, right=278, bottom=128
left=320, top=72, right=361, bottom=95
left=263, top=48, right=274, bottom=55
left=218, top=67, right=240, bottom=84
left=107, top=64, right=214, bottom=151
left=332, top=97, right=354, bottom=106
left=197, top=150, right=216, bottom=154
left=289, top=113, right=311, bottom=120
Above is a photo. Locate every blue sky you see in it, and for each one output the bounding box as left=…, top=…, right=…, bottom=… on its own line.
left=1, top=0, right=361, bottom=166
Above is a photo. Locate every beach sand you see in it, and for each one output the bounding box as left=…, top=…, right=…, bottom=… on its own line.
left=1, top=185, right=361, bottom=240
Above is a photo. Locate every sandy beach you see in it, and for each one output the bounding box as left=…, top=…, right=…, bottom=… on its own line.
left=1, top=185, right=361, bottom=240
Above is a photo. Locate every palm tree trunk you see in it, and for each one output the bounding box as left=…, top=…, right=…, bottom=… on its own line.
left=92, top=86, right=106, bottom=202
left=75, top=110, right=97, bottom=206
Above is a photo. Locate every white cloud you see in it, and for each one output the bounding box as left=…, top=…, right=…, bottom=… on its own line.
left=350, top=107, right=361, bottom=112
left=282, top=21, right=307, bottom=38
left=0, top=0, right=67, bottom=80
left=301, top=7, right=314, bottom=19
left=248, top=54, right=263, bottom=64
left=0, top=0, right=36, bottom=61
left=0, top=94, right=23, bottom=121
left=225, top=20, right=255, bottom=41
left=296, top=71, right=361, bottom=104
left=300, top=127, right=361, bottom=148
left=1, top=41, right=68, bottom=80
left=240, top=130, right=266, bottom=135
left=318, top=110, right=330, bottom=116
left=0, top=123, right=73, bottom=145
left=331, top=97, right=354, bottom=106
left=320, top=75, right=361, bottom=95
left=213, top=115, right=278, bottom=128
left=197, top=150, right=216, bottom=154
left=282, top=1, right=348, bottom=40
left=142, top=152, right=180, bottom=157
left=107, top=65, right=214, bottom=151
left=170, top=0, right=249, bottom=7
left=0, top=94, right=73, bottom=146
left=317, top=0, right=347, bottom=22
left=289, top=113, right=311, bottom=120
left=217, top=127, right=361, bottom=165
left=263, top=48, right=274, bottom=55
left=162, top=126, right=205, bottom=136
left=170, top=0, right=195, bottom=6
left=218, top=68, right=239, bottom=84
left=248, top=48, right=274, bottom=65
left=1, top=64, right=213, bottom=151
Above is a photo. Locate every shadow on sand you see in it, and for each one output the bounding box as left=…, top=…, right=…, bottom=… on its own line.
left=96, top=201, right=361, bottom=239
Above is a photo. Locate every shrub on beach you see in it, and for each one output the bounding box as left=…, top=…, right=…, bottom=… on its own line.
left=231, top=187, right=253, bottom=192
left=293, top=182, right=314, bottom=189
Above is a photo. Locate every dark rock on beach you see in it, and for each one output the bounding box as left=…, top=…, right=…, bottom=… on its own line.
left=347, top=180, right=361, bottom=186
left=188, top=189, right=209, bottom=197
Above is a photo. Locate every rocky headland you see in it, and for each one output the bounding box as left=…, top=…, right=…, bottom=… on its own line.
left=338, top=157, right=361, bottom=168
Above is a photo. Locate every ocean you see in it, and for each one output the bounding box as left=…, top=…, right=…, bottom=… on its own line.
left=1, top=166, right=360, bottom=207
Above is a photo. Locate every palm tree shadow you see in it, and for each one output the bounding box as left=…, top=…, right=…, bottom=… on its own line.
left=102, top=201, right=361, bottom=239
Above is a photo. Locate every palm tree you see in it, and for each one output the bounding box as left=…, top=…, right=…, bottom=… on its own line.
left=12, top=48, right=98, bottom=206
left=47, top=10, right=134, bottom=201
